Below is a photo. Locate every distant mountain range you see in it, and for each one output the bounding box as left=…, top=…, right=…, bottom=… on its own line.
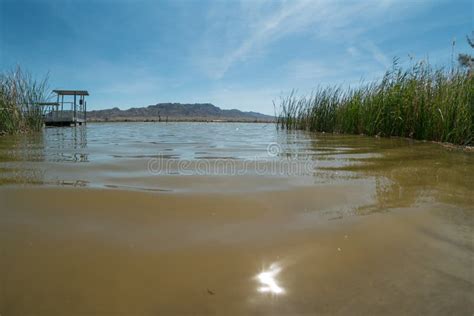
left=87, top=103, right=274, bottom=122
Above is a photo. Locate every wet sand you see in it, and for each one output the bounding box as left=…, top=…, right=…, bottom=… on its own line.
left=1, top=186, right=473, bottom=315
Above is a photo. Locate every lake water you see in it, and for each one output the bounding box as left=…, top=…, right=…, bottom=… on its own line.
left=1, top=122, right=473, bottom=315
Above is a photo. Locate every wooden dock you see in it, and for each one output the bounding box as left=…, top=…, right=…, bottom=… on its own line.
left=41, top=90, right=89, bottom=126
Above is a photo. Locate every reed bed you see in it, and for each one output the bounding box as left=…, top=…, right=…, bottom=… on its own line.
left=276, top=62, right=474, bottom=146
left=0, top=67, right=49, bottom=135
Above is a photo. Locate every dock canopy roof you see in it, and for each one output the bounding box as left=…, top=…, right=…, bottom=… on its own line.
left=53, top=90, right=89, bottom=96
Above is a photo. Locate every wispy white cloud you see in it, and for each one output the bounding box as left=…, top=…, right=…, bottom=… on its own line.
left=198, top=0, right=322, bottom=79
left=365, top=41, right=391, bottom=69
left=195, top=0, right=420, bottom=79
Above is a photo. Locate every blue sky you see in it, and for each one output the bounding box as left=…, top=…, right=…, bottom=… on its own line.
left=1, top=0, right=472, bottom=114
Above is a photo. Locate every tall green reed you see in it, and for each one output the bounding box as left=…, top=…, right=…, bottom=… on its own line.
left=0, top=67, right=50, bottom=134
left=277, top=62, right=474, bottom=146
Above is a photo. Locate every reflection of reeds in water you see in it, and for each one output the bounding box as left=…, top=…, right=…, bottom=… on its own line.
left=0, top=67, right=50, bottom=134
left=303, top=134, right=473, bottom=214
left=335, top=144, right=473, bottom=213
left=277, top=61, right=474, bottom=146
left=0, top=132, right=46, bottom=185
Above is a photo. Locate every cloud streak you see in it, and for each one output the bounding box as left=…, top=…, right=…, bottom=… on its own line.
left=196, top=0, right=415, bottom=79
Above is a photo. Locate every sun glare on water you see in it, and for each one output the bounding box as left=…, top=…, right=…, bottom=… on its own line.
left=256, top=263, right=284, bottom=295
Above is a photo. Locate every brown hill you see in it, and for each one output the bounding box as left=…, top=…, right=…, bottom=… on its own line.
left=88, top=103, right=274, bottom=122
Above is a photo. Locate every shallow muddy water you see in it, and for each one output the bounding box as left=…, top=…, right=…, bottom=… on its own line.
left=0, top=122, right=473, bottom=315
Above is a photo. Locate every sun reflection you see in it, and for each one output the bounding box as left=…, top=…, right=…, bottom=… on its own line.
left=256, top=263, right=284, bottom=295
